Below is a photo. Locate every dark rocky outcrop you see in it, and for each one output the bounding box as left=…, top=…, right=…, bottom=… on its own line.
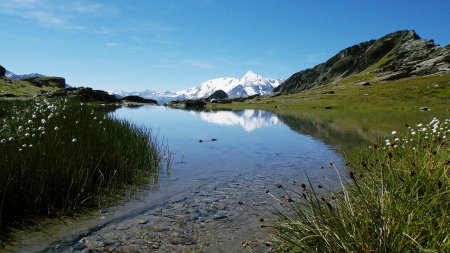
left=23, top=76, right=66, bottom=88
left=0, top=65, right=5, bottom=77
left=208, top=90, right=228, bottom=100
left=185, top=99, right=207, bottom=108
left=275, top=30, right=450, bottom=93
left=121, top=95, right=158, bottom=104
left=48, top=87, right=120, bottom=103
left=168, top=99, right=207, bottom=108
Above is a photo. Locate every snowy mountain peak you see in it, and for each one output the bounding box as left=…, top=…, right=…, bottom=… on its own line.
left=110, top=71, right=284, bottom=104
left=241, top=70, right=261, bottom=81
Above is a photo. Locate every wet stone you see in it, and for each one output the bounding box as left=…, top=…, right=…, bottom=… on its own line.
left=73, top=242, right=86, bottom=250
left=169, top=236, right=196, bottom=245
left=213, top=215, right=228, bottom=220
left=136, top=219, right=148, bottom=225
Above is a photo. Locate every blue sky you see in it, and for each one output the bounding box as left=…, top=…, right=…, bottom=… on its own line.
left=1, top=0, right=449, bottom=92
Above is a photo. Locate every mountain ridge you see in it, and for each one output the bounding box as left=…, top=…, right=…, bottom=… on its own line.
left=274, top=30, right=450, bottom=93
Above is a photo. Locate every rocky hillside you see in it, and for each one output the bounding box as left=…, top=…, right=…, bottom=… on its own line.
left=275, top=30, right=450, bottom=93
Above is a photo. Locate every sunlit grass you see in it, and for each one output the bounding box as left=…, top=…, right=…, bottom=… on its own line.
left=272, top=117, right=449, bottom=252
left=213, top=73, right=450, bottom=111
left=0, top=98, right=165, bottom=235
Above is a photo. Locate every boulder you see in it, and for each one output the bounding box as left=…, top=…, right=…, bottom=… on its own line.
left=355, top=81, right=372, bottom=86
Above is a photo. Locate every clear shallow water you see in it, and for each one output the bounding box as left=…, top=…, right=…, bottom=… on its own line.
left=7, top=106, right=347, bottom=252
left=115, top=106, right=344, bottom=177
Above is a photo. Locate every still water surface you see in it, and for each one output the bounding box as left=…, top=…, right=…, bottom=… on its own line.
left=9, top=105, right=349, bottom=252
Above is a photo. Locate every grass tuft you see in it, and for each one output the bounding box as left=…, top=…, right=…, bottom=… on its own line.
left=0, top=98, right=165, bottom=235
left=272, top=117, right=449, bottom=252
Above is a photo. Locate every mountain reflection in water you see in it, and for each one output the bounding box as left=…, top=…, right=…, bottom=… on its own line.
left=199, top=109, right=281, bottom=132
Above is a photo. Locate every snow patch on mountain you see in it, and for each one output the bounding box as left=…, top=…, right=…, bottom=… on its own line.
left=5, top=70, right=45, bottom=80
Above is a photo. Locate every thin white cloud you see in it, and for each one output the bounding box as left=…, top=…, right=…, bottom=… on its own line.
left=0, top=0, right=116, bottom=30
left=104, top=42, right=121, bottom=48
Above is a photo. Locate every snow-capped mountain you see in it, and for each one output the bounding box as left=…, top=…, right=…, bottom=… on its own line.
left=177, top=71, right=282, bottom=99
left=110, top=71, right=283, bottom=104
left=5, top=70, right=45, bottom=80
left=111, top=90, right=184, bottom=104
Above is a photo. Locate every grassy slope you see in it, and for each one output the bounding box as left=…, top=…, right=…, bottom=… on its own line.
left=215, top=72, right=450, bottom=111
left=0, top=77, right=61, bottom=97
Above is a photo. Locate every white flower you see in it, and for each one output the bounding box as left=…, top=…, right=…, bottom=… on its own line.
left=22, top=144, right=27, bottom=147
left=25, top=133, right=30, bottom=137
left=417, top=123, right=423, bottom=127
left=72, top=138, right=77, bottom=143
left=27, top=120, right=33, bottom=124
left=411, top=131, right=416, bottom=135
left=54, top=127, right=59, bottom=131
left=391, top=131, right=397, bottom=135
left=8, top=137, right=14, bottom=141
left=38, top=126, right=45, bottom=131
left=93, top=117, right=97, bottom=120
left=1, top=139, right=5, bottom=143
left=19, top=148, right=22, bottom=152
left=29, top=144, right=33, bottom=148
left=41, top=119, right=46, bottom=124
left=18, top=126, right=23, bottom=131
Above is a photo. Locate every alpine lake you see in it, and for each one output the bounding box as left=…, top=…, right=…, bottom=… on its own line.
left=5, top=104, right=448, bottom=252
